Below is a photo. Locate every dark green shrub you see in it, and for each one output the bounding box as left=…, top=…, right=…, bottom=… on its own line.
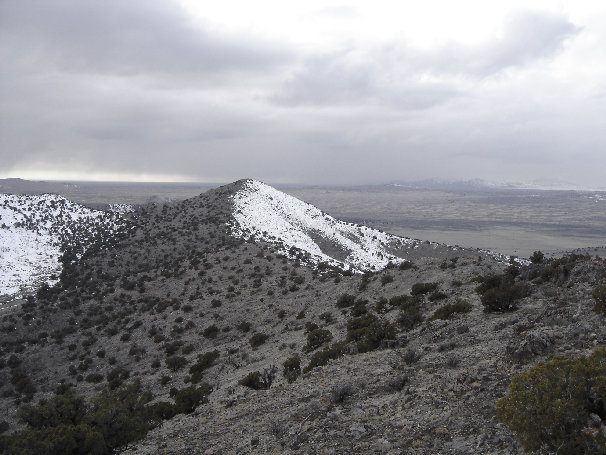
left=10, top=368, right=37, bottom=396
left=330, top=383, right=353, bottom=403
left=202, top=324, right=219, bottom=339
left=304, top=322, right=319, bottom=334
left=428, top=290, right=448, bottom=302
left=236, top=321, right=251, bottom=333
left=106, top=367, right=129, bottom=390
left=475, top=273, right=526, bottom=312
left=481, top=283, right=526, bottom=312
left=346, top=313, right=378, bottom=342
left=319, top=312, right=333, bottom=324
left=593, top=285, right=606, bottom=315
left=375, top=297, right=389, bottom=314
left=189, top=350, right=219, bottom=383
left=0, top=423, right=106, bottom=455
left=336, top=293, right=356, bottom=308
left=397, top=301, right=423, bottom=331
left=429, top=300, right=472, bottom=321
left=530, top=250, right=544, bottom=264
left=85, top=373, right=104, bottom=383
left=399, top=261, right=413, bottom=270
left=145, top=401, right=176, bottom=421
left=249, top=332, right=269, bottom=348
left=411, top=282, right=439, bottom=296
left=239, top=366, right=277, bottom=390
left=380, top=274, right=394, bottom=286
left=357, top=320, right=395, bottom=353
left=173, top=384, right=212, bottom=414
left=283, top=356, right=301, bottom=383
left=350, top=301, right=368, bottom=317
left=165, top=356, right=187, bottom=372
left=17, top=394, right=87, bottom=429
left=401, top=348, right=421, bottom=365
left=239, top=371, right=263, bottom=389
left=83, top=382, right=155, bottom=450
left=304, top=328, right=333, bottom=352
left=303, top=342, right=346, bottom=373
left=163, top=341, right=183, bottom=356
left=496, top=348, right=606, bottom=454
left=539, top=254, right=589, bottom=282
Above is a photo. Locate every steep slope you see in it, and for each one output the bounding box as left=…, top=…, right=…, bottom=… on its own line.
left=231, top=180, right=418, bottom=271
left=0, top=194, right=129, bottom=300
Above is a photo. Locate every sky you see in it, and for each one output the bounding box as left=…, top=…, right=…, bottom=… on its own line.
left=1, top=0, right=605, bottom=188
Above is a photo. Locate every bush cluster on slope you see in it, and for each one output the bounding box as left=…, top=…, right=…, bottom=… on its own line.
left=0, top=380, right=211, bottom=455
left=497, top=348, right=606, bottom=454
left=475, top=267, right=527, bottom=312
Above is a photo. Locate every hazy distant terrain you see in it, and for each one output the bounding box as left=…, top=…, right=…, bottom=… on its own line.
left=0, top=178, right=218, bottom=208
left=284, top=186, right=606, bottom=257
left=2, top=178, right=605, bottom=257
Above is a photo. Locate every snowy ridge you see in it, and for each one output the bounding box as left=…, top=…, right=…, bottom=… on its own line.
left=230, top=180, right=418, bottom=271
left=0, top=194, right=129, bottom=299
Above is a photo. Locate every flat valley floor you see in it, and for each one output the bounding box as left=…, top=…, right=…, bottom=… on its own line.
left=284, top=186, right=606, bottom=257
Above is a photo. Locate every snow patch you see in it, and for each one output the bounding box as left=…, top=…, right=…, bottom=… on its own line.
left=230, top=180, right=417, bottom=271
left=0, top=194, right=129, bottom=299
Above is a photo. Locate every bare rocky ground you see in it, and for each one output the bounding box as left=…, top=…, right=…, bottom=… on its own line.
left=0, top=181, right=605, bottom=454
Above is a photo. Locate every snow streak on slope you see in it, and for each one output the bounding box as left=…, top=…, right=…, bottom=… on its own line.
left=231, top=180, right=417, bottom=271
left=0, top=194, right=128, bottom=298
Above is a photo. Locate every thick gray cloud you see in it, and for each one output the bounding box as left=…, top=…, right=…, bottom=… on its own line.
left=0, top=0, right=289, bottom=78
left=272, top=10, right=580, bottom=108
left=0, top=1, right=604, bottom=188
left=270, top=51, right=461, bottom=109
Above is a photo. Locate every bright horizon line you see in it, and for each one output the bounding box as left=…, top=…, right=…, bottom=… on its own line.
left=2, top=175, right=606, bottom=192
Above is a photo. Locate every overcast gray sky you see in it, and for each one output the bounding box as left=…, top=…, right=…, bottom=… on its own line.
left=1, top=0, right=605, bottom=188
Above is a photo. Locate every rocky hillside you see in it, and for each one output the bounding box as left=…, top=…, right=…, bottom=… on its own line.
left=0, top=180, right=605, bottom=454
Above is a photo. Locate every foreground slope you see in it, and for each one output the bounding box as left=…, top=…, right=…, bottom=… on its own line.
left=0, top=180, right=604, bottom=454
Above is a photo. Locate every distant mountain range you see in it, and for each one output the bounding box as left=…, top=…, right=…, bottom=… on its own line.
left=385, top=178, right=606, bottom=192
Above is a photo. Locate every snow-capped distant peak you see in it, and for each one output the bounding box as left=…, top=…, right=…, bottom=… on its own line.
left=230, top=179, right=416, bottom=271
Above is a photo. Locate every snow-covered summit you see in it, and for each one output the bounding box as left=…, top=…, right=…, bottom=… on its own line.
left=0, top=194, right=129, bottom=299
left=230, top=180, right=418, bottom=271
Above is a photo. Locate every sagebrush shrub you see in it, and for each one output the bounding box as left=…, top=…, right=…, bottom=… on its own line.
left=282, top=356, right=301, bottom=383
left=430, top=300, right=472, bottom=321
left=496, top=348, right=606, bottom=454
left=475, top=273, right=526, bottom=312
left=411, top=282, right=438, bottom=296
left=304, top=328, right=333, bottom=352
left=249, top=332, right=268, bottom=348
